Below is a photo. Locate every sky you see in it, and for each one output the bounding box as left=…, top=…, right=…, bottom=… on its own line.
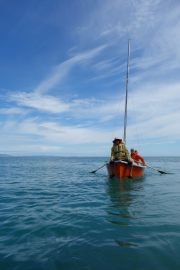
left=0, top=0, right=180, bottom=157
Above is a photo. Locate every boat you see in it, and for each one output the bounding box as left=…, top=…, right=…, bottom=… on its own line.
left=107, top=160, right=145, bottom=178
left=106, top=40, right=146, bottom=179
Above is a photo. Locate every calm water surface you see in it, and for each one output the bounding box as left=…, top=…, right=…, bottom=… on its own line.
left=0, top=156, right=180, bottom=270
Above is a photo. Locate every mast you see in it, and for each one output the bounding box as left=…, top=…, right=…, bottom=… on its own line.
left=123, top=39, right=130, bottom=144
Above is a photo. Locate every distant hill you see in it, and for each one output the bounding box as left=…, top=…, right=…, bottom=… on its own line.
left=0, top=154, right=12, bottom=157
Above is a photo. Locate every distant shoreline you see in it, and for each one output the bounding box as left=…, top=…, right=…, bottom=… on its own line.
left=0, top=154, right=12, bottom=157
left=0, top=155, right=180, bottom=158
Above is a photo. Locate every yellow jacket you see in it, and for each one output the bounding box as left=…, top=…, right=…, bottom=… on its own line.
left=111, top=142, right=130, bottom=161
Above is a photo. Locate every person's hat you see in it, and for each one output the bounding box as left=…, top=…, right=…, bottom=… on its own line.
left=130, top=148, right=134, bottom=152
left=113, top=138, right=122, bottom=143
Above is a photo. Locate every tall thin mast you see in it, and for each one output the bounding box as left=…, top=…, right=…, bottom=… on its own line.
left=123, top=39, right=130, bottom=144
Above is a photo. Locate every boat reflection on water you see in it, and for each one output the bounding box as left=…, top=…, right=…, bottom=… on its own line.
left=106, top=177, right=145, bottom=248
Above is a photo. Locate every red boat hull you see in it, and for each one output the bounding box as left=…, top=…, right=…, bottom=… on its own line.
left=106, top=160, right=145, bottom=179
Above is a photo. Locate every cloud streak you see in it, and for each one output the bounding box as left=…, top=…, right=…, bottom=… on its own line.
left=34, top=44, right=107, bottom=95
left=7, top=45, right=107, bottom=115
left=10, top=92, right=70, bottom=113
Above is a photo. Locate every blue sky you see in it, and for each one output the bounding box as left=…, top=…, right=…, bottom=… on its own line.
left=0, top=0, right=180, bottom=156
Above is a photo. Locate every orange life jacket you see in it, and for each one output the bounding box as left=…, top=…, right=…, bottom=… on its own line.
left=131, top=151, right=145, bottom=165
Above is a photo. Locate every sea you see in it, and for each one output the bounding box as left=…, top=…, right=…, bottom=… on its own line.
left=0, top=156, right=180, bottom=270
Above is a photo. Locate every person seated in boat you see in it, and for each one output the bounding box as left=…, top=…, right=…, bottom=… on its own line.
left=130, top=149, right=146, bottom=166
left=110, top=138, right=131, bottom=162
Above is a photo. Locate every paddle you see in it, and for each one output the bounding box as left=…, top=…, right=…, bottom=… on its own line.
left=146, top=164, right=170, bottom=174
left=90, top=163, right=107, bottom=174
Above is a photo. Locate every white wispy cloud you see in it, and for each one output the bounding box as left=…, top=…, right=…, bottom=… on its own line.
left=7, top=45, right=107, bottom=115
left=77, top=0, right=162, bottom=44
left=0, top=118, right=115, bottom=150
left=0, top=107, right=27, bottom=115
left=34, top=44, right=107, bottom=95
left=5, top=79, right=180, bottom=140
left=10, top=92, right=70, bottom=113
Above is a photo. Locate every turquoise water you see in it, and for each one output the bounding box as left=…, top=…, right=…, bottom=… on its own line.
left=0, top=156, right=180, bottom=270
